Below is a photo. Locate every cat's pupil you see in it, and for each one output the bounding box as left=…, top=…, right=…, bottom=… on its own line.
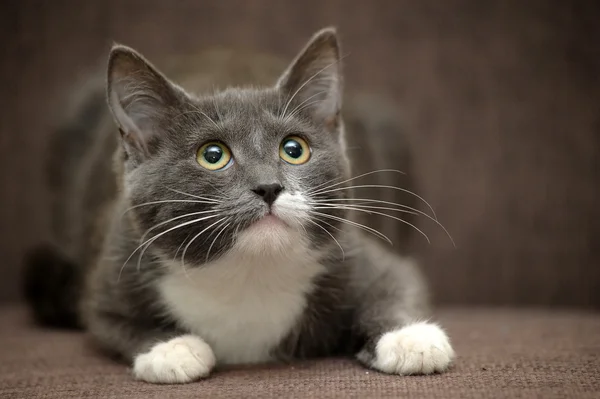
left=203, top=145, right=223, bottom=164
left=283, top=140, right=303, bottom=159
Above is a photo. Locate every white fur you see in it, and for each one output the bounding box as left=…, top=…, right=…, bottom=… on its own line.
left=158, top=191, right=323, bottom=365
left=371, top=322, right=455, bottom=375
left=273, top=191, right=311, bottom=227
left=133, top=335, right=215, bottom=384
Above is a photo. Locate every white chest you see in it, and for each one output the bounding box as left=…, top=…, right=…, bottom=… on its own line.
left=158, top=247, right=324, bottom=365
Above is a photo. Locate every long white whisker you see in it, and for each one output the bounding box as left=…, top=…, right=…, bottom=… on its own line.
left=117, top=214, right=219, bottom=281
left=120, top=200, right=218, bottom=217
left=165, top=187, right=221, bottom=203
left=312, top=215, right=344, bottom=234
left=174, top=233, right=192, bottom=262
left=306, top=218, right=345, bottom=260
left=307, top=169, right=406, bottom=197
left=313, top=201, right=418, bottom=216
left=136, top=214, right=221, bottom=273
left=313, top=197, right=420, bottom=212
left=315, top=205, right=431, bottom=244
left=139, top=209, right=220, bottom=244
left=313, top=200, right=454, bottom=247
left=307, top=176, right=344, bottom=194
left=312, top=211, right=393, bottom=245
left=205, top=220, right=231, bottom=262
left=181, top=218, right=227, bottom=267
left=313, top=184, right=438, bottom=221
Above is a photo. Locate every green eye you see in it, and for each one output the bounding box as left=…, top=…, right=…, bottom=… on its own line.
left=280, top=136, right=311, bottom=165
left=196, top=142, right=232, bottom=170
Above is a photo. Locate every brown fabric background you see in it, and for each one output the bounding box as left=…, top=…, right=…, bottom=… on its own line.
left=0, top=1, right=599, bottom=307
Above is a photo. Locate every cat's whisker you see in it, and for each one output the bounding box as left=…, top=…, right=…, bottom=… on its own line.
left=312, top=197, right=420, bottom=212
left=181, top=217, right=227, bottom=268
left=136, top=214, right=222, bottom=273
left=307, top=175, right=345, bottom=195
left=312, top=215, right=344, bottom=234
left=165, top=187, right=222, bottom=203
left=312, top=199, right=455, bottom=247
left=174, top=233, right=192, bottom=263
left=120, top=199, right=218, bottom=218
left=313, top=184, right=438, bottom=221
left=313, top=201, right=418, bottom=216
left=232, top=221, right=242, bottom=241
left=118, top=214, right=219, bottom=281
left=307, top=169, right=406, bottom=197
left=305, top=218, right=345, bottom=261
left=311, top=211, right=393, bottom=245
left=299, top=221, right=309, bottom=237
left=315, top=204, right=431, bottom=244
left=177, top=218, right=228, bottom=284
left=139, top=209, right=221, bottom=244
left=205, top=220, right=231, bottom=263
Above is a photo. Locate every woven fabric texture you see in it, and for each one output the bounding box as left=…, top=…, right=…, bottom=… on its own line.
left=2, top=305, right=599, bottom=399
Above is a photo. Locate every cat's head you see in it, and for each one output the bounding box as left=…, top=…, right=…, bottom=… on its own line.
left=108, top=28, right=350, bottom=265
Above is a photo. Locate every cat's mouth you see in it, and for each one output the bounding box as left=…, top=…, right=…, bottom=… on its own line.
left=250, top=212, right=288, bottom=229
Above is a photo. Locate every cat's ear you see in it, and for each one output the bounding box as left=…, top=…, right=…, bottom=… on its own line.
left=276, top=27, right=342, bottom=129
left=107, top=44, right=182, bottom=158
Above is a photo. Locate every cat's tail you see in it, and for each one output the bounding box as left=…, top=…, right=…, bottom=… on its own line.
left=22, top=243, right=84, bottom=330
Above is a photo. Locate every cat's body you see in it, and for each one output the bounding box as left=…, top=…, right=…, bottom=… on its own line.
left=24, top=28, right=454, bottom=384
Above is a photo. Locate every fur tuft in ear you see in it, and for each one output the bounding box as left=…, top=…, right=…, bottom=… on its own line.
left=107, top=45, right=182, bottom=159
left=277, top=27, right=343, bottom=128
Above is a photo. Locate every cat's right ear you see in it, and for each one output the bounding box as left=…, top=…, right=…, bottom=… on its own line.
left=107, top=45, right=182, bottom=160
left=276, top=28, right=343, bottom=131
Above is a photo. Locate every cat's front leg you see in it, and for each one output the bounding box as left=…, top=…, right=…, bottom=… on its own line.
left=352, top=253, right=455, bottom=375
left=84, top=309, right=216, bottom=384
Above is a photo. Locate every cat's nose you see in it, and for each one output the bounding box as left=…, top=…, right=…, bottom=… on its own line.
left=252, top=183, right=284, bottom=206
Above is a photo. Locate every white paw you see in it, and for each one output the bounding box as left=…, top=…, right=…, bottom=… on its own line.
left=133, top=335, right=216, bottom=384
left=371, top=322, right=455, bottom=375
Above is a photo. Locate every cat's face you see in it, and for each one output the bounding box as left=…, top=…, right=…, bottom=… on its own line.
left=108, top=28, right=349, bottom=266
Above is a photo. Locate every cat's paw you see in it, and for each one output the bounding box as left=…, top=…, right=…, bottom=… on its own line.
left=133, top=335, right=216, bottom=384
left=371, top=322, right=454, bottom=375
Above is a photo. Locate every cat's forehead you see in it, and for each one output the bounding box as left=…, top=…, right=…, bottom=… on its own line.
left=196, top=87, right=282, bottom=118
left=183, top=87, right=309, bottom=148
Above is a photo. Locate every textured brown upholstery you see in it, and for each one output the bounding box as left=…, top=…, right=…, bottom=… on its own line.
left=2, top=305, right=599, bottom=398
left=1, top=2, right=599, bottom=398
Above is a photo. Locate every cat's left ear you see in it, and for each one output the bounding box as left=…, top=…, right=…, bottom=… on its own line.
left=276, top=27, right=343, bottom=131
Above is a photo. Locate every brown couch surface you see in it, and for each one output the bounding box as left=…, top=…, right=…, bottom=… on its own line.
left=2, top=304, right=599, bottom=399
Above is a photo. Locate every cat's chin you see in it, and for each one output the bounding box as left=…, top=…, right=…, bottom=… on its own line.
left=250, top=214, right=288, bottom=229
left=234, top=215, right=302, bottom=256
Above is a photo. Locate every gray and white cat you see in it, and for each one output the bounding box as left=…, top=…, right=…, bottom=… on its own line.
left=24, top=27, right=454, bottom=384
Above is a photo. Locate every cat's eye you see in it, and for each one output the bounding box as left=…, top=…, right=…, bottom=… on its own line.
left=279, top=136, right=311, bottom=165
left=196, top=142, right=233, bottom=171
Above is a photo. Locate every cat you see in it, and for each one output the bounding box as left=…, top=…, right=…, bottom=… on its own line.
left=23, top=27, right=454, bottom=384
